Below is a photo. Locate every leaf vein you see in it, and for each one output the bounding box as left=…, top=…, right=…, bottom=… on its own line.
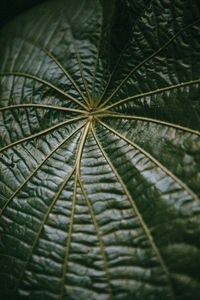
left=99, top=113, right=200, bottom=135
left=91, top=122, right=175, bottom=298
left=79, top=177, right=113, bottom=299
left=0, top=122, right=84, bottom=216
left=0, top=115, right=85, bottom=153
left=0, top=72, right=88, bottom=110
left=99, top=18, right=200, bottom=108
left=98, top=119, right=200, bottom=204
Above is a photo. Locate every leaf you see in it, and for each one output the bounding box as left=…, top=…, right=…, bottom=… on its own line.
left=0, top=0, right=200, bottom=299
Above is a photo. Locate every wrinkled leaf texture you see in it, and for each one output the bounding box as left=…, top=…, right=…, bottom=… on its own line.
left=0, top=0, right=200, bottom=299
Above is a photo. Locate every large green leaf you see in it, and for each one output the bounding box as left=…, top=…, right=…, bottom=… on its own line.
left=0, top=0, right=200, bottom=299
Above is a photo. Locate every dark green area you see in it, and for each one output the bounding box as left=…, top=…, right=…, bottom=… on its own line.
left=0, top=0, right=200, bottom=299
left=0, top=0, right=47, bottom=29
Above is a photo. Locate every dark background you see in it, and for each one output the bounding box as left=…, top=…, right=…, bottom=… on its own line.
left=0, top=0, right=48, bottom=29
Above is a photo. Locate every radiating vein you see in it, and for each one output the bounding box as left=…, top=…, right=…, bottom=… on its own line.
left=0, top=72, right=88, bottom=110
left=99, top=113, right=200, bottom=136
left=68, top=23, right=92, bottom=106
left=15, top=166, right=76, bottom=293
left=60, top=121, right=90, bottom=299
left=98, top=19, right=200, bottom=109
left=78, top=177, right=112, bottom=299
left=0, top=104, right=87, bottom=114
left=60, top=173, right=78, bottom=300
left=91, top=35, right=101, bottom=103
left=100, top=79, right=200, bottom=111
left=95, top=0, right=152, bottom=108
left=0, top=123, right=84, bottom=216
left=16, top=36, right=91, bottom=107
left=98, top=119, right=200, bottom=204
left=91, top=123, right=175, bottom=298
left=43, top=46, right=90, bottom=108
left=0, top=115, right=85, bottom=152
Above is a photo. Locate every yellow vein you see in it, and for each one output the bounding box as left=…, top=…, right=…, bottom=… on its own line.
left=0, top=123, right=84, bottom=216
left=68, top=28, right=92, bottom=107
left=91, top=44, right=100, bottom=104
left=0, top=72, right=88, bottom=110
left=98, top=119, right=199, bottom=204
left=20, top=37, right=91, bottom=107
left=79, top=177, right=113, bottom=299
left=0, top=115, right=86, bottom=152
left=60, top=173, right=78, bottom=300
left=45, top=49, right=90, bottom=107
left=0, top=104, right=87, bottom=114
left=94, top=78, right=108, bottom=109
left=99, top=19, right=200, bottom=109
left=101, top=79, right=200, bottom=111
left=75, top=121, right=91, bottom=173
left=94, top=45, right=128, bottom=109
left=91, top=123, right=175, bottom=298
left=16, top=166, right=75, bottom=292
left=99, top=113, right=200, bottom=136
left=95, top=1, right=152, bottom=108
left=60, top=121, right=90, bottom=299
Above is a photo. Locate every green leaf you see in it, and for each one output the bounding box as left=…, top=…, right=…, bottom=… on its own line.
left=0, top=0, right=200, bottom=299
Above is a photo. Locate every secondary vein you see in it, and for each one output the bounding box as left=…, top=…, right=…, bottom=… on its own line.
left=99, top=113, right=200, bottom=136
left=0, top=115, right=86, bottom=152
left=0, top=72, right=88, bottom=110
left=101, top=79, right=200, bottom=111
left=0, top=104, right=87, bottom=114
left=98, top=19, right=200, bottom=109
left=91, top=122, right=175, bottom=299
left=98, top=119, right=200, bottom=204
left=78, top=177, right=113, bottom=299
left=0, top=123, right=84, bottom=216
left=60, top=121, right=90, bottom=299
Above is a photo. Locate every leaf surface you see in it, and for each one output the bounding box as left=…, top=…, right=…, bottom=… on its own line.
left=0, top=0, right=200, bottom=299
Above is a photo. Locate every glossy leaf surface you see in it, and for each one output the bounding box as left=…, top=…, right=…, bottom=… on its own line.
left=0, top=0, right=200, bottom=299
